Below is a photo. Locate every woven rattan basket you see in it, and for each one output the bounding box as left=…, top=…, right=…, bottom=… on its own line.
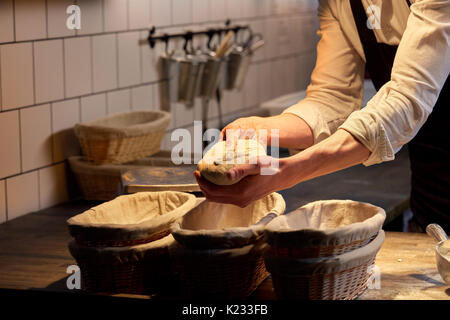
left=67, top=191, right=197, bottom=247
left=264, top=230, right=385, bottom=300
left=69, top=234, right=176, bottom=294
left=264, top=200, right=386, bottom=258
left=171, top=193, right=286, bottom=249
left=68, top=151, right=199, bottom=201
left=169, top=240, right=269, bottom=299
left=74, top=111, right=170, bottom=164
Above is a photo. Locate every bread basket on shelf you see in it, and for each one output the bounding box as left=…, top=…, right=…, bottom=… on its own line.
left=68, top=151, right=199, bottom=201
left=264, top=200, right=386, bottom=258
left=74, top=110, right=170, bottom=165
left=67, top=191, right=197, bottom=247
left=264, top=230, right=385, bottom=300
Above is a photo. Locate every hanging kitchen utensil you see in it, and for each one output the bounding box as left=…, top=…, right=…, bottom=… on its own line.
left=176, top=32, right=206, bottom=107
left=158, top=34, right=179, bottom=111
left=426, top=224, right=450, bottom=285
left=224, top=32, right=264, bottom=91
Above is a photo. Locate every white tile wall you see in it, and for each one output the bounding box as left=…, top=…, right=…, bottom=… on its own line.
left=0, top=180, right=6, bottom=223
left=226, top=0, right=243, bottom=20
left=131, top=84, right=155, bottom=110
left=20, top=104, right=53, bottom=172
left=77, top=0, right=104, bottom=35
left=92, top=34, right=118, bottom=93
left=0, top=0, right=319, bottom=221
left=6, top=171, right=39, bottom=221
left=107, top=89, right=131, bottom=114
left=210, top=0, right=226, bottom=22
left=47, top=0, right=76, bottom=38
left=0, top=0, right=14, bottom=43
left=0, top=43, right=34, bottom=109
left=151, top=0, right=172, bottom=27
left=117, top=32, right=141, bottom=87
left=52, top=98, right=81, bottom=162
left=140, top=31, right=160, bottom=82
left=0, top=111, right=21, bottom=179
left=129, top=0, right=151, bottom=29
left=192, top=0, right=210, bottom=23
left=39, top=163, right=69, bottom=209
left=172, top=0, right=193, bottom=25
left=81, top=93, right=107, bottom=122
left=34, top=40, right=65, bottom=104
left=64, top=37, right=92, bottom=98
left=104, top=0, right=128, bottom=32
left=14, top=0, right=47, bottom=41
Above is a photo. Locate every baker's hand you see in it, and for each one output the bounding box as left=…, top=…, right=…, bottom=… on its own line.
left=194, top=156, right=288, bottom=207
left=220, top=116, right=272, bottom=147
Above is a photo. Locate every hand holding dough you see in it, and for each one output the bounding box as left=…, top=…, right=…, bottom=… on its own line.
left=197, top=140, right=267, bottom=185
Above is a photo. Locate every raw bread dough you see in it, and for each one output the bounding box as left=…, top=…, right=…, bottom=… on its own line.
left=198, top=140, right=266, bottom=185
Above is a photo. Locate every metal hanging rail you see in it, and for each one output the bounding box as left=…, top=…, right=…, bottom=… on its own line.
left=138, top=20, right=250, bottom=49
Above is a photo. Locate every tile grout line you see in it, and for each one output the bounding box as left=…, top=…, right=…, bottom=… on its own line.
left=62, top=38, right=67, bottom=98
left=44, top=0, right=49, bottom=38
left=37, top=168, right=41, bottom=210
left=4, top=178, right=8, bottom=221
left=18, top=109, right=23, bottom=174
left=31, top=42, right=36, bottom=106
left=12, top=0, right=16, bottom=41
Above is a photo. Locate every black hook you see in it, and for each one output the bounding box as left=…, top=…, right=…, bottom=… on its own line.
left=147, top=26, right=156, bottom=48
left=183, top=31, right=193, bottom=53
left=206, top=29, right=216, bottom=50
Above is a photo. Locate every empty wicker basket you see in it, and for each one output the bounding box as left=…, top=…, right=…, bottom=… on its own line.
left=67, top=191, right=197, bottom=247
left=69, top=234, right=176, bottom=294
left=169, top=241, right=269, bottom=299
left=68, top=151, right=199, bottom=201
left=74, top=110, right=170, bottom=165
left=264, top=230, right=385, bottom=300
left=264, top=200, right=386, bottom=258
left=169, top=193, right=285, bottom=299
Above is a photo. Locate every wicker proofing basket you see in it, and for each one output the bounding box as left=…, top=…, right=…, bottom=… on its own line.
left=264, top=230, right=385, bottom=300
left=169, top=240, right=269, bottom=299
left=67, top=191, right=197, bottom=247
left=68, top=151, right=199, bottom=201
left=264, top=200, right=386, bottom=258
left=68, top=234, right=176, bottom=294
left=171, top=193, right=286, bottom=249
left=74, top=111, right=170, bottom=165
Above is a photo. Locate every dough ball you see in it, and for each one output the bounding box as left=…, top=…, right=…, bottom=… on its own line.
left=198, top=140, right=266, bottom=185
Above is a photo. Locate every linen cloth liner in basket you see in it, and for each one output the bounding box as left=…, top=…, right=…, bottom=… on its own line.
left=69, top=234, right=176, bottom=294
left=74, top=110, right=170, bottom=164
left=67, top=191, right=197, bottom=247
left=171, top=192, right=286, bottom=249
left=264, top=200, right=386, bottom=258
left=169, top=240, right=268, bottom=299
left=264, top=230, right=385, bottom=300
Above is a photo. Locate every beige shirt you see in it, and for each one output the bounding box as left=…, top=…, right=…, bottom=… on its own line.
left=283, top=0, right=450, bottom=165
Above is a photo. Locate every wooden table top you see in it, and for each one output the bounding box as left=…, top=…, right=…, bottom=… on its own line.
left=0, top=202, right=448, bottom=300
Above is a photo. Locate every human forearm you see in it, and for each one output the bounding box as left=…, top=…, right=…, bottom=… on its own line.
left=222, top=113, right=314, bottom=149
left=281, top=129, right=370, bottom=187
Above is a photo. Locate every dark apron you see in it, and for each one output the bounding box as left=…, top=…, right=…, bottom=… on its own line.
left=350, top=0, right=450, bottom=232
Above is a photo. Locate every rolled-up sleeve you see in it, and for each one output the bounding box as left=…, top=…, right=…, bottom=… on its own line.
left=282, top=0, right=365, bottom=144
left=339, top=0, right=450, bottom=166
